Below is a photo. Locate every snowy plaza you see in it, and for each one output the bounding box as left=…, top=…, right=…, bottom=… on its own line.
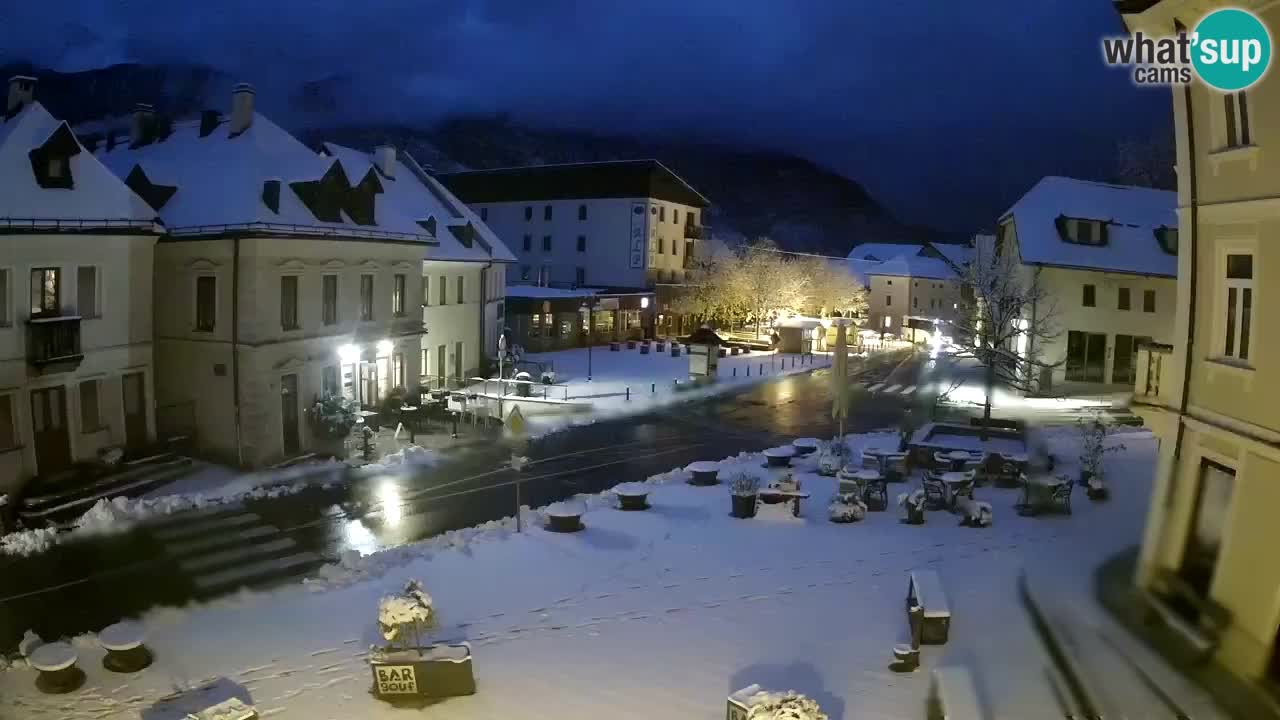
left=0, top=427, right=1205, bottom=719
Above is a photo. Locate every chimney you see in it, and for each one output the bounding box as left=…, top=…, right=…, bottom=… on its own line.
left=374, top=145, right=396, bottom=178
left=130, top=103, right=155, bottom=146
left=229, top=82, right=255, bottom=136
left=7, top=75, right=36, bottom=115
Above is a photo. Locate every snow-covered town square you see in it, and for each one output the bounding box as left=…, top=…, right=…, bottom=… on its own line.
left=5, top=1, right=1280, bottom=718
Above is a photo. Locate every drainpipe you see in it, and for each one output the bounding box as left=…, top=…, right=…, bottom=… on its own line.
left=479, top=261, right=492, bottom=368
left=232, top=236, right=243, bottom=468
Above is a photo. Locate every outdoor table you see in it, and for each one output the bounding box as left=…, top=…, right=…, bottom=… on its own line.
left=941, top=450, right=978, bottom=472
left=762, top=446, right=796, bottom=468
left=862, top=447, right=898, bottom=472
left=30, top=642, right=84, bottom=694
left=99, top=620, right=153, bottom=673
left=839, top=468, right=881, bottom=495
left=687, top=460, right=720, bottom=486
left=940, top=472, right=975, bottom=510
left=355, top=409, right=379, bottom=428
left=792, top=437, right=820, bottom=455
left=1020, top=474, right=1068, bottom=512
left=613, top=483, right=650, bottom=511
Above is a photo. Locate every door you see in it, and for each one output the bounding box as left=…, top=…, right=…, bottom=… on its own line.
left=30, top=386, right=71, bottom=476
left=1065, top=331, right=1107, bottom=383
left=1112, top=335, right=1150, bottom=386
left=360, top=362, right=377, bottom=408
left=281, top=373, right=300, bottom=457
left=375, top=357, right=389, bottom=401
left=453, top=341, right=464, bottom=384
left=122, top=372, right=148, bottom=450
left=437, top=345, right=446, bottom=389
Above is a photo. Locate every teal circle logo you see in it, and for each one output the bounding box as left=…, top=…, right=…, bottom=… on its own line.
left=1192, top=9, right=1271, bottom=91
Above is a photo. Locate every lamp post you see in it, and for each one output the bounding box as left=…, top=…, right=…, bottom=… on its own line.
left=580, top=299, right=597, bottom=382
left=498, top=333, right=507, bottom=421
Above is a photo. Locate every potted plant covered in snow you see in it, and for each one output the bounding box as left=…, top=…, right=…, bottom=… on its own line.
left=729, top=473, right=760, bottom=519
left=828, top=492, right=866, bottom=523
left=370, top=579, right=476, bottom=702
left=727, top=687, right=828, bottom=720
left=817, top=450, right=841, bottom=477
left=1077, top=416, right=1124, bottom=500
left=309, top=394, right=357, bottom=457
left=898, top=489, right=926, bottom=525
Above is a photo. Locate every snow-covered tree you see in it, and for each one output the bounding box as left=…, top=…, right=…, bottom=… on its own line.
left=794, top=255, right=868, bottom=319
left=945, top=237, right=1059, bottom=429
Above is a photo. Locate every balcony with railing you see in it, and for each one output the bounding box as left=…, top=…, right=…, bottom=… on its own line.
left=27, top=314, right=83, bottom=373
left=683, top=223, right=707, bottom=240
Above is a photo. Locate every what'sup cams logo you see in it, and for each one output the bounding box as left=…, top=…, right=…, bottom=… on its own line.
left=1103, top=8, right=1272, bottom=91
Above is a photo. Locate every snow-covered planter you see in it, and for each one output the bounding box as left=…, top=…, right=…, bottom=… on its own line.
left=817, top=452, right=840, bottom=477
left=763, top=446, right=795, bottom=468
left=1078, top=416, right=1124, bottom=489
left=735, top=690, right=828, bottom=720
left=612, top=482, right=650, bottom=511
left=828, top=494, right=866, bottom=523
left=729, top=473, right=760, bottom=519
left=957, top=498, right=993, bottom=528
left=792, top=437, right=819, bottom=455
left=544, top=500, right=586, bottom=532
left=378, top=579, right=437, bottom=645
left=687, top=460, right=720, bottom=486
left=540, top=370, right=557, bottom=385
left=898, top=490, right=926, bottom=525
left=309, top=394, right=357, bottom=454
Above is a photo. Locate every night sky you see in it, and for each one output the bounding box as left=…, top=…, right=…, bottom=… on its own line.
left=2, top=0, right=1171, bottom=230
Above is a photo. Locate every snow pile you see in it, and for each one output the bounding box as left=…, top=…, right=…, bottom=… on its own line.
left=358, top=445, right=442, bottom=474
left=745, top=691, right=829, bottom=720
left=0, top=526, right=59, bottom=556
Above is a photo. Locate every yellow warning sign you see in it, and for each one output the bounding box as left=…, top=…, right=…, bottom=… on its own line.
left=506, top=404, right=527, bottom=437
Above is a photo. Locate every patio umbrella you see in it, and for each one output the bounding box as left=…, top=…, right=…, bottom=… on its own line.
left=831, top=319, right=851, bottom=439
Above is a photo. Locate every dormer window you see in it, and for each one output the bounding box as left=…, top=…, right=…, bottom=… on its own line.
left=47, top=157, right=66, bottom=179
left=1155, top=226, right=1178, bottom=256
left=28, top=122, right=81, bottom=189
left=418, top=216, right=437, bottom=236
left=1056, top=216, right=1107, bottom=246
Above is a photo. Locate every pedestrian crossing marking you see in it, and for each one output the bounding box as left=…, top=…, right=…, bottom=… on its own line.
left=867, top=383, right=885, bottom=392
left=193, top=551, right=321, bottom=591
left=901, top=385, right=916, bottom=395
left=884, top=384, right=902, bottom=393
left=180, top=537, right=298, bottom=573
left=153, top=513, right=261, bottom=541
left=165, top=525, right=278, bottom=556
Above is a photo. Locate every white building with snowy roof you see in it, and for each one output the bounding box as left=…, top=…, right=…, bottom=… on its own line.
left=93, top=84, right=511, bottom=467
left=0, top=76, right=164, bottom=492
left=846, top=240, right=972, bottom=341
left=991, top=175, right=1177, bottom=391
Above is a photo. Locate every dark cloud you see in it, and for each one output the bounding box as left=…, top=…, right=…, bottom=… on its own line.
left=1, top=0, right=1168, bottom=229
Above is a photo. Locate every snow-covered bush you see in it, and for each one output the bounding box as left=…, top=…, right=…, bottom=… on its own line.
left=958, top=498, right=993, bottom=527
left=378, top=579, right=436, bottom=644
left=1078, top=415, right=1124, bottom=483
left=745, top=691, right=828, bottom=720
left=541, top=370, right=557, bottom=385
left=816, top=451, right=840, bottom=477
left=898, top=489, right=926, bottom=524
left=309, top=394, right=358, bottom=439
left=729, top=473, right=760, bottom=497
left=828, top=494, right=866, bottom=523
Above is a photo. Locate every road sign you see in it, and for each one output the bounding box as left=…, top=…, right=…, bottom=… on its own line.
left=506, top=404, right=527, bottom=437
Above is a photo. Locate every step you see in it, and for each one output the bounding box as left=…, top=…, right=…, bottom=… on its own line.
left=152, top=513, right=262, bottom=541
left=21, top=457, right=193, bottom=511
left=20, top=460, right=194, bottom=522
left=192, top=551, right=323, bottom=592
left=179, top=537, right=298, bottom=573
left=164, top=524, right=278, bottom=556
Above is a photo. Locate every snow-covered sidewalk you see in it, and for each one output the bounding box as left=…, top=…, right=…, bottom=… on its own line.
left=466, top=346, right=834, bottom=435
left=1, top=429, right=1158, bottom=719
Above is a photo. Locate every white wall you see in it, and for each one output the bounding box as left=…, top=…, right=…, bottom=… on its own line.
left=865, top=274, right=963, bottom=337
left=0, top=232, right=157, bottom=493
left=473, top=198, right=703, bottom=289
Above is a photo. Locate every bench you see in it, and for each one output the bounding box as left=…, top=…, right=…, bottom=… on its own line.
left=908, top=570, right=951, bottom=644
left=1142, top=568, right=1231, bottom=664
left=929, top=666, right=983, bottom=720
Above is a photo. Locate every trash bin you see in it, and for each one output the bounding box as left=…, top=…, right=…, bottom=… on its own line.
left=515, top=371, right=533, bottom=397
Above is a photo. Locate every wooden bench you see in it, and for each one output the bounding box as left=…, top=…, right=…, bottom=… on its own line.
left=1142, top=569, right=1231, bottom=664
left=908, top=570, right=951, bottom=644
left=929, top=666, right=983, bottom=720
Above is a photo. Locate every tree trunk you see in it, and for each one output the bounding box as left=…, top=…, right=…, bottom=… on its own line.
left=981, top=359, right=995, bottom=440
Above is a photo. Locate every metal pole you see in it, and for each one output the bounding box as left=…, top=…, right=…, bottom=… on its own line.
left=515, top=477, right=522, bottom=533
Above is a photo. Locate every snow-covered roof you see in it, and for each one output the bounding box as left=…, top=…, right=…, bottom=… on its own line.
left=1000, top=176, right=1176, bottom=277
left=863, top=254, right=960, bottom=281
left=96, top=113, right=431, bottom=242
left=846, top=242, right=922, bottom=262
left=844, top=258, right=879, bottom=287
left=924, top=242, right=973, bottom=267
left=504, top=285, right=600, bottom=299
left=323, top=143, right=516, bottom=263
left=0, top=102, right=157, bottom=228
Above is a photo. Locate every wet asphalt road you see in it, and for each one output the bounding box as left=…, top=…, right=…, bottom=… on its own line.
left=0, top=351, right=930, bottom=650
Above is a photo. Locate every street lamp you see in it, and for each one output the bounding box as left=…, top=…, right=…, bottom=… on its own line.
left=580, top=298, right=598, bottom=381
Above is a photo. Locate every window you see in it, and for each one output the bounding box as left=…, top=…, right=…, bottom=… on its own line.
left=439, top=275, right=447, bottom=306
left=1143, top=289, right=1156, bottom=313
left=659, top=206, right=665, bottom=222
left=522, top=235, right=532, bottom=252
left=1156, top=227, right=1178, bottom=255
left=79, top=379, right=101, bottom=432
left=1060, top=217, right=1107, bottom=246
left=524, top=206, right=533, bottom=221
left=480, top=207, right=488, bottom=221
left=393, top=274, right=406, bottom=316
left=689, top=211, right=698, bottom=226
left=30, top=267, right=60, bottom=316
left=47, top=156, right=66, bottom=179
left=1082, top=284, right=1096, bottom=308
left=673, top=209, right=680, bottom=225
left=77, top=266, right=98, bottom=318
left=1223, top=253, right=1253, bottom=362
left=456, top=275, right=465, bottom=304
left=393, top=353, right=405, bottom=388
left=0, top=269, right=9, bottom=326
left=577, top=235, right=586, bottom=252
left=360, top=274, right=374, bottom=321
left=280, top=275, right=299, bottom=329
left=0, top=393, right=14, bottom=449
left=520, top=265, right=530, bottom=281
left=913, top=296, right=918, bottom=309
left=322, top=274, right=338, bottom=325
left=578, top=204, right=587, bottom=221
left=576, top=267, right=585, bottom=286
left=1224, top=91, right=1251, bottom=148
left=1180, top=460, right=1235, bottom=602
left=544, top=205, right=553, bottom=221
left=542, top=235, right=552, bottom=252
left=658, top=238, right=664, bottom=254
left=322, top=366, right=340, bottom=397
left=885, top=295, right=892, bottom=307
left=195, top=275, right=216, bottom=331
left=1118, top=287, right=1130, bottom=311
left=420, top=349, right=429, bottom=377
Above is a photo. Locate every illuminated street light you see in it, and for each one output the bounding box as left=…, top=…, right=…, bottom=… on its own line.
left=377, top=339, right=394, bottom=356
left=338, top=344, right=360, bottom=364
left=640, top=296, right=650, bottom=309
